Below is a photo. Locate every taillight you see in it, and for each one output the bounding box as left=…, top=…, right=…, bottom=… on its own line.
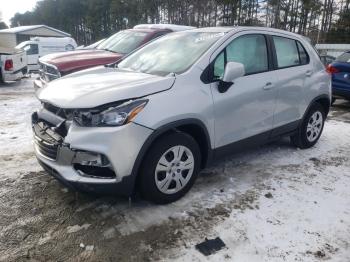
left=4, top=59, right=13, bottom=71
left=326, top=64, right=340, bottom=74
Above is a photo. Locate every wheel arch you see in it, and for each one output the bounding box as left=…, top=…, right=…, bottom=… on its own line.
left=129, top=119, right=213, bottom=194
left=304, top=94, right=331, bottom=119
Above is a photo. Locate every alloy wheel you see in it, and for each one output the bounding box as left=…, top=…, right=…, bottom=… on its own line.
left=306, top=111, right=323, bottom=142
left=154, top=145, right=194, bottom=195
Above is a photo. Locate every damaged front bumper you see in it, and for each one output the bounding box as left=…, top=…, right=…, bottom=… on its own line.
left=32, top=109, right=153, bottom=196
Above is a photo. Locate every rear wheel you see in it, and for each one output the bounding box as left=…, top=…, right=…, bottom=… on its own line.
left=291, top=103, right=325, bottom=149
left=139, top=132, right=201, bottom=204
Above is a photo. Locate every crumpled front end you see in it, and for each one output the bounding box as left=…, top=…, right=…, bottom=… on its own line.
left=32, top=103, right=153, bottom=196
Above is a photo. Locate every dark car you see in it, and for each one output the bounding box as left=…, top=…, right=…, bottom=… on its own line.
left=327, top=51, right=350, bottom=103
left=35, top=24, right=194, bottom=90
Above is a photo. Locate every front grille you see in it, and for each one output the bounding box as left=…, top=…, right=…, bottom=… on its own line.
left=39, top=62, right=61, bottom=82
left=35, top=137, right=59, bottom=160
left=33, top=121, right=63, bottom=161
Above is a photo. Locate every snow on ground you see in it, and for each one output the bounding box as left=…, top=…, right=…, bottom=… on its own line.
left=161, top=119, right=350, bottom=262
left=0, top=77, right=41, bottom=180
left=0, top=77, right=350, bottom=261
left=170, top=123, right=350, bottom=261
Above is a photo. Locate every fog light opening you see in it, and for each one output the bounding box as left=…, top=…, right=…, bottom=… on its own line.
left=72, top=151, right=116, bottom=179
left=74, top=164, right=116, bottom=179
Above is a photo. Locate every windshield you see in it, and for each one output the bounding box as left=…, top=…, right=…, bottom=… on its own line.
left=118, top=31, right=224, bottom=76
left=336, top=52, right=350, bottom=63
left=97, top=30, right=147, bottom=54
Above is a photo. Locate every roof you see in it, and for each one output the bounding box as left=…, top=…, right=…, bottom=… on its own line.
left=128, top=28, right=165, bottom=33
left=187, top=27, right=233, bottom=33
left=0, top=25, right=71, bottom=37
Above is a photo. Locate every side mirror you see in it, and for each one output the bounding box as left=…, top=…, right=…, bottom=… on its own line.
left=218, top=62, right=245, bottom=93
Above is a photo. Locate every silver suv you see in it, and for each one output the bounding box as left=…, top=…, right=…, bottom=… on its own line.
left=32, top=27, right=331, bottom=203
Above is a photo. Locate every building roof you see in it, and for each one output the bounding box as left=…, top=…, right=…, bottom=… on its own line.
left=315, top=44, right=350, bottom=50
left=0, top=25, right=70, bottom=37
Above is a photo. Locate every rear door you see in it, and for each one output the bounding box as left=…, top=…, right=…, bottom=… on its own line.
left=269, top=35, right=311, bottom=131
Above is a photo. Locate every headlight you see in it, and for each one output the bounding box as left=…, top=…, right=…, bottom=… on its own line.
left=74, top=99, right=148, bottom=127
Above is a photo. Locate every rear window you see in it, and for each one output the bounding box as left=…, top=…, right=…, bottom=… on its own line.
left=336, top=52, right=350, bottom=63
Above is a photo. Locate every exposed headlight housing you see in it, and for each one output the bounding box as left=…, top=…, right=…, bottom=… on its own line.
left=74, top=99, right=148, bottom=127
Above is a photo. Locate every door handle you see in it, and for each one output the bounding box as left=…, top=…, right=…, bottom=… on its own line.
left=262, top=82, right=273, bottom=90
left=306, top=70, right=312, bottom=77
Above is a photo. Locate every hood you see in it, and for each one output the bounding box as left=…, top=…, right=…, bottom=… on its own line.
left=40, top=49, right=123, bottom=74
left=37, top=66, right=175, bottom=108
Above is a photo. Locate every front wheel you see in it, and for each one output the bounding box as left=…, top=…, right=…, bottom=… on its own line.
left=291, top=103, right=325, bottom=149
left=138, top=132, right=201, bottom=204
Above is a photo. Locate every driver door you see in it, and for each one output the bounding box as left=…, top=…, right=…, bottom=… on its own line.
left=210, top=33, right=278, bottom=148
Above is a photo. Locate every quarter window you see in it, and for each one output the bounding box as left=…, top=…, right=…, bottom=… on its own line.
left=297, top=42, right=309, bottom=65
left=213, top=34, right=268, bottom=79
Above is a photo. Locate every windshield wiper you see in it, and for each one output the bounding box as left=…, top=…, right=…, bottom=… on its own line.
left=99, top=48, right=117, bottom=53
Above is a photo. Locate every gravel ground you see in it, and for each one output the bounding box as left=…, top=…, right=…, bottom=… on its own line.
left=0, top=77, right=349, bottom=262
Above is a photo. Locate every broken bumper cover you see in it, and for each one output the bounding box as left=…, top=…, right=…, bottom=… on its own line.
left=33, top=119, right=153, bottom=196
left=37, top=156, right=136, bottom=195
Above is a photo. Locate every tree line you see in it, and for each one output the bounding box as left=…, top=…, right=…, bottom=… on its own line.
left=8, top=0, right=350, bottom=45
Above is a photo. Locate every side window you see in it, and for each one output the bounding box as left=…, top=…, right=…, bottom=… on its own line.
left=273, top=36, right=299, bottom=68
left=212, top=34, right=268, bottom=79
left=65, top=44, right=75, bottom=51
left=226, top=34, right=268, bottom=75
left=297, top=41, right=309, bottom=65
left=24, top=44, right=39, bottom=55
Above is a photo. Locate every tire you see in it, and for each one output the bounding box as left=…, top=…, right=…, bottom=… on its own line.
left=331, top=97, right=336, bottom=105
left=138, top=132, right=201, bottom=204
left=291, top=103, right=325, bottom=149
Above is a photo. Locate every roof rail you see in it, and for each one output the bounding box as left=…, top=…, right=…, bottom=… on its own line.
left=133, top=24, right=195, bottom=32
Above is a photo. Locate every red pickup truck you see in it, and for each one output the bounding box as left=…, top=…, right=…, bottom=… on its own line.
left=35, top=24, right=194, bottom=90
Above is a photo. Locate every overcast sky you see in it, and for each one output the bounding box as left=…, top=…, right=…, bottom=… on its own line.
left=1, top=0, right=39, bottom=26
